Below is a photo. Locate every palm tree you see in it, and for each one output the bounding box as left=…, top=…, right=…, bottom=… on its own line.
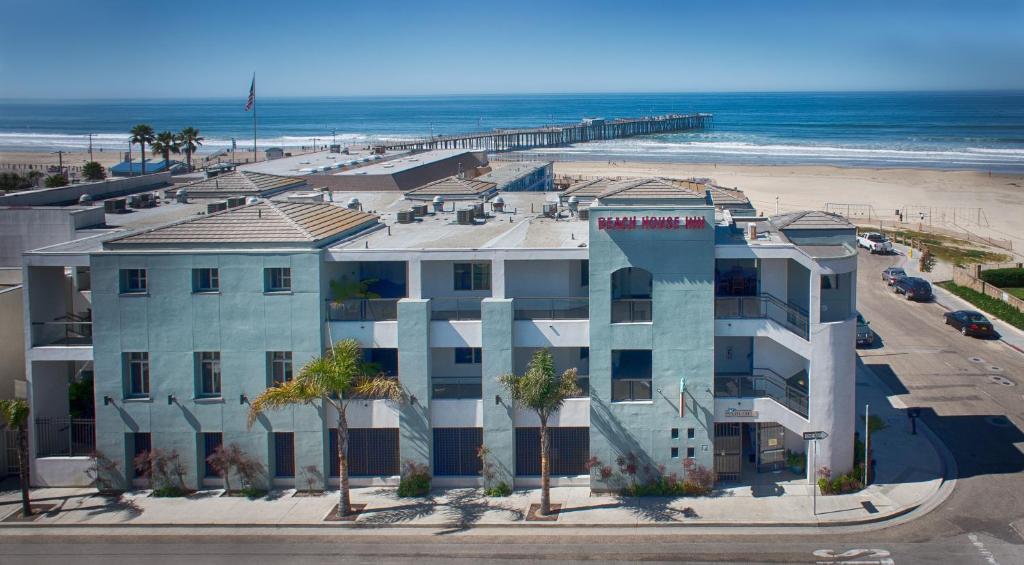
left=150, top=131, right=180, bottom=167
left=129, top=124, right=155, bottom=175
left=178, top=127, right=203, bottom=170
left=499, top=349, right=579, bottom=516
left=0, top=399, right=32, bottom=517
left=247, top=339, right=402, bottom=516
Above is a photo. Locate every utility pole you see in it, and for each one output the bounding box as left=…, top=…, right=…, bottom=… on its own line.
left=332, top=129, right=336, bottom=146
left=775, top=196, right=780, bottom=216
left=88, top=134, right=94, bottom=161
left=864, top=404, right=871, bottom=487
left=52, top=150, right=65, bottom=178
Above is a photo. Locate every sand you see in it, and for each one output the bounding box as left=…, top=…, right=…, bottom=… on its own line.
left=551, top=161, right=1024, bottom=253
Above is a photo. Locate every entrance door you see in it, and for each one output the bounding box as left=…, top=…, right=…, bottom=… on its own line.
left=713, top=423, right=741, bottom=481
left=756, top=423, right=786, bottom=472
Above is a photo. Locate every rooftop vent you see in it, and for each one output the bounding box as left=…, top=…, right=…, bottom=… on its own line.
left=347, top=197, right=362, bottom=211
left=175, top=188, right=188, bottom=204
left=396, top=210, right=415, bottom=224
left=747, top=223, right=757, bottom=240
left=245, top=197, right=259, bottom=205
left=492, top=195, right=505, bottom=213
left=432, top=195, right=445, bottom=213
left=567, top=195, right=579, bottom=214
left=78, top=194, right=93, bottom=205
left=456, top=208, right=475, bottom=225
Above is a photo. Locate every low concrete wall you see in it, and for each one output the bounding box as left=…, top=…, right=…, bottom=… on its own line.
left=0, top=173, right=171, bottom=207
left=33, top=456, right=94, bottom=487
left=952, top=267, right=1024, bottom=313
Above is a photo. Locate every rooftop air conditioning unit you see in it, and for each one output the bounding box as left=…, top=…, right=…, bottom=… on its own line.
left=104, top=198, right=127, bottom=214
left=472, top=203, right=485, bottom=219
left=396, top=210, right=415, bottom=224
left=542, top=203, right=558, bottom=218
left=226, top=196, right=247, bottom=208
left=411, top=204, right=428, bottom=217
left=456, top=209, right=475, bottom=225
left=207, top=201, right=228, bottom=214
left=577, top=207, right=590, bottom=220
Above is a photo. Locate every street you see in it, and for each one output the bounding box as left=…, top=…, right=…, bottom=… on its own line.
left=1, top=250, right=1022, bottom=564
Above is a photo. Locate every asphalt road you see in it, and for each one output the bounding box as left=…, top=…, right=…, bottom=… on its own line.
left=1, top=250, right=1022, bottom=565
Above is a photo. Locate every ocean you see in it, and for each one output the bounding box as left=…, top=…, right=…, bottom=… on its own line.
left=1, top=92, right=1022, bottom=172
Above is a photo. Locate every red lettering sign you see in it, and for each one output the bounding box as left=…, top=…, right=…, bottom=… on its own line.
left=598, top=215, right=706, bottom=230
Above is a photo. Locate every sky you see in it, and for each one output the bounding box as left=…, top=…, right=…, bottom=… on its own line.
left=1, top=0, right=1022, bottom=99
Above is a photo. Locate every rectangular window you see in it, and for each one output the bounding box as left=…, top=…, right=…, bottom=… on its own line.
left=269, top=351, right=293, bottom=385
left=196, top=352, right=221, bottom=397
left=611, top=349, right=653, bottom=401
left=514, top=427, right=590, bottom=476
left=202, top=432, right=223, bottom=479
left=687, top=447, right=696, bottom=458
left=119, top=268, right=147, bottom=294
left=365, top=348, right=399, bottom=377
left=274, top=432, right=295, bottom=478
left=453, top=262, right=490, bottom=291
left=192, top=268, right=220, bottom=292
left=124, top=352, right=150, bottom=398
left=329, top=428, right=400, bottom=477
left=454, top=347, right=482, bottom=365
left=671, top=428, right=679, bottom=440
left=671, top=447, right=679, bottom=459
left=687, top=428, right=695, bottom=439
left=129, top=432, right=151, bottom=479
left=265, top=268, right=292, bottom=292
left=432, top=428, right=483, bottom=476
left=580, top=260, right=589, bottom=287
left=821, top=274, right=839, bottom=290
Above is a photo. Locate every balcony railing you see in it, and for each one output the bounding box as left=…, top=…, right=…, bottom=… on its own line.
left=32, top=313, right=93, bottom=346
left=714, top=293, right=809, bottom=340
left=327, top=298, right=399, bottom=321
left=714, top=369, right=808, bottom=418
left=431, top=377, right=483, bottom=399
left=514, top=297, right=589, bottom=320
left=611, top=299, right=653, bottom=323
left=431, top=297, right=483, bottom=321
left=34, top=417, right=95, bottom=457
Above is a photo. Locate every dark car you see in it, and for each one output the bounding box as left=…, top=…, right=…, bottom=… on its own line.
left=943, top=310, right=995, bottom=337
left=882, top=267, right=907, bottom=286
left=856, top=312, right=875, bottom=347
left=894, top=277, right=932, bottom=301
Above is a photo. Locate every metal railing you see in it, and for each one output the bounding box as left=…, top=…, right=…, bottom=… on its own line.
left=32, top=313, right=93, bottom=346
left=34, top=417, right=95, bottom=457
left=714, top=369, right=808, bottom=418
left=611, top=299, right=653, bottom=323
left=513, top=297, right=589, bottom=320
left=431, top=377, right=483, bottom=399
left=714, top=293, right=809, bottom=340
left=431, top=297, right=483, bottom=321
left=2, top=429, right=17, bottom=475
left=327, top=298, right=399, bottom=321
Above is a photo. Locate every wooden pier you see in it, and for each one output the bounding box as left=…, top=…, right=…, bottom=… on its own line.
left=380, top=113, right=712, bottom=152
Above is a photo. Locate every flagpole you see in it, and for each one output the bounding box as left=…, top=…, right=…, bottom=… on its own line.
left=252, top=73, right=257, bottom=163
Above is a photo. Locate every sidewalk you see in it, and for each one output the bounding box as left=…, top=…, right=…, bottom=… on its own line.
left=0, top=367, right=950, bottom=530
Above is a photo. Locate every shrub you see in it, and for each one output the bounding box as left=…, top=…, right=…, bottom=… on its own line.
left=397, top=460, right=431, bottom=497
left=919, top=248, right=935, bottom=273
left=0, top=172, right=33, bottom=191
left=82, top=161, right=106, bottom=181
left=597, top=454, right=715, bottom=497
left=206, top=443, right=265, bottom=494
left=299, top=465, right=324, bottom=494
left=979, top=268, right=1024, bottom=289
left=484, top=482, right=512, bottom=497
left=786, top=450, right=806, bottom=471
left=86, top=451, right=121, bottom=493
left=44, top=174, right=68, bottom=188
left=938, top=282, right=1024, bottom=331
left=134, top=448, right=189, bottom=496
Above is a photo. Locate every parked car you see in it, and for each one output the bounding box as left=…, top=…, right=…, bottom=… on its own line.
left=894, top=277, right=933, bottom=301
left=943, top=310, right=995, bottom=337
left=856, top=312, right=875, bottom=347
left=881, top=267, right=907, bottom=286
left=858, top=232, right=893, bottom=254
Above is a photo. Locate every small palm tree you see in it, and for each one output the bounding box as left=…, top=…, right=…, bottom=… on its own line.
left=26, top=170, right=44, bottom=187
left=178, top=127, right=204, bottom=170
left=499, top=349, right=579, bottom=516
left=0, top=399, right=32, bottom=517
left=150, top=131, right=180, bottom=167
left=129, top=124, right=155, bottom=175
left=247, top=339, right=402, bottom=516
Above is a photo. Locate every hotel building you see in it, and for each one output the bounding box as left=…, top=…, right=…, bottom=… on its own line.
left=21, top=177, right=857, bottom=490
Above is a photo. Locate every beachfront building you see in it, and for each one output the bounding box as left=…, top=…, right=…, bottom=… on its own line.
left=20, top=178, right=857, bottom=491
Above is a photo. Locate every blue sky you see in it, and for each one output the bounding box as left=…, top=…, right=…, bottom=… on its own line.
left=1, top=0, right=1022, bottom=98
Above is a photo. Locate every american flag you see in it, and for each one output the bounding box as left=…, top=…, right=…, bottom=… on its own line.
left=244, top=75, right=255, bottom=112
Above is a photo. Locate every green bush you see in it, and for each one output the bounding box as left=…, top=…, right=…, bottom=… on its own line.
left=151, top=485, right=187, bottom=498
left=938, top=282, right=1024, bottom=331
left=484, top=482, right=512, bottom=497
left=397, top=460, right=431, bottom=497
left=980, top=268, right=1024, bottom=289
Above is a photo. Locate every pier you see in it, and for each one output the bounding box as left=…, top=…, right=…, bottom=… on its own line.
left=380, top=113, right=712, bottom=152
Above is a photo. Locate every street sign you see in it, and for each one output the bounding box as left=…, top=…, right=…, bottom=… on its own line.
left=803, top=431, right=829, bottom=440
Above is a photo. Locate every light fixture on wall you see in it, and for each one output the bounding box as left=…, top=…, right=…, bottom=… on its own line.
left=239, top=394, right=248, bottom=405
left=410, top=394, right=418, bottom=406
left=103, top=395, right=113, bottom=406
left=495, top=394, right=502, bottom=406
left=167, top=394, right=176, bottom=406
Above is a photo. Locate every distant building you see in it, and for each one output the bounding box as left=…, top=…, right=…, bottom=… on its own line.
left=174, top=170, right=306, bottom=199
left=110, top=160, right=184, bottom=177
left=316, top=149, right=488, bottom=192
left=477, top=161, right=553, bottom=192
left=265, top=147, right=285, bottom=160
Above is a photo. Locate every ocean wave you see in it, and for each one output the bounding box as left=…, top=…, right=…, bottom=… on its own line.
left=0, top=131, right=422, bottom=153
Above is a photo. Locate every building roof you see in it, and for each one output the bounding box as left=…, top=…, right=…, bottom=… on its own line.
left=110, top=159, right=181, bottom=174
left=105, top=201, right=378, bottom=248
left=476, top=161, right=551, bottom=187
left=770, top=210, right=855, bottom=231
left=179, top=171, right=306, bottom=198
left=562, top=178, right=617, bottom=199
left=706, top=184, right=751, bottom=206
left=404, top=176, right=498, bottom=200
left=597, top=177, right=706, bottom=201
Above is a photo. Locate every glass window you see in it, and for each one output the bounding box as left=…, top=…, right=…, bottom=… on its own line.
left=119, top=269, right=147, bottom=294
left=671, top=428, right=679, bottom=439
left=197, top=352, right=221, bottom=397
left=821, top=274, right=839, bottom=290
left=269, top=351, right=293, bottom=385
left=192, top=268, right=219, bottom=292
left=124, top=352, right=150, bottom=398
left=202, top=432, right=222, bottom=478
left=265, top=268, right=292, bottom=292
left=671, top=447, right=679, bottom=459
left=453, top=262, right=490, bottom=291
left=274, top=432, right=295, bottom=478
left=454, top=347, right=482, bottom=364
left=687, top=447, right=696, bottom=458
left=580, top=260, right=589, bottom=287
left=687, top=428, right=695, bottom=439
left=130, top=432, right=151, bottom=479
left=611, top=349, right=652, bottom=401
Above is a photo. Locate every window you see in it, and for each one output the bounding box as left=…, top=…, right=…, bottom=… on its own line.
left=671, top=447, right=679, bottom=459
left=196, top=352, right=221, bottom=397
left=580, top=347, right=589, bottom=360
left=192, top=268, right=219, bottom=292
left=433, top=428, right=483, bottom=476
left=202, top=432, right=223, bottom=479
left=269, top=351, right=293, bottom=385
left=687, top=428, right=695, bottom=439
left=265, top=267, right=292, bottom=292
left=119, top=268, right=147, bottom=294
left=515, top=427, right=589, bottom=476
left=671, top=428, right=679, bottom=440
left=580, top=260, right=589, bottom=287
left=274, top=432, right=295, bottom=478
left=365, top=348, right=398, bottom=377
left=453, top=262, right=490, bottom=291
left=611, top=349, right=652, bottom=401
left=687, top=447, right=696, bottom=458
left=129, top=432, right=151, bottom=479
left=330, top=428, right=400, bottom=477
left=454, top=347, right=482, bottom=365
left=124, top=352, right=150, bottom=398
left=821, top=274, right=839, bottom=290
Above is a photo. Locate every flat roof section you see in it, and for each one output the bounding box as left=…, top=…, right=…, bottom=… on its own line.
left=476, top=161, right=552, bottom=189
left=334, top=149, right=479, bottom=177
left=238, top=149, right=403, bottom=176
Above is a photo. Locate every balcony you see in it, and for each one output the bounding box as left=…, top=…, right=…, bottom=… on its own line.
left=31, top=313, right=93, bottom=347
left=715, top=293, right=809, bottom=339
left=514, top=297, right=589, bottom=320
left=611, top=299, right=652, bottom=323
left=715, top=369, right=808, bottom=418
left=431, top=298, right=483, bottom=321
left=327, top=298, right=399, bottom=321
left=34, top=417, right=95, bottom=457
left=431, top=377, right=482, bottom=399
